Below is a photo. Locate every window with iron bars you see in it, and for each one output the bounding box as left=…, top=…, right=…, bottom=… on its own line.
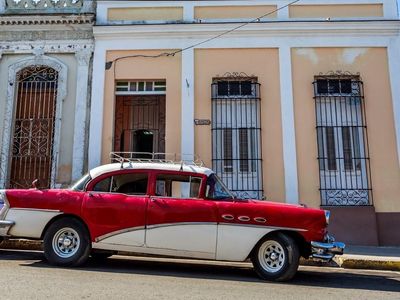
left=211, top=74, right=263, bottom=199
left=313, top=73, right=372, bottom=206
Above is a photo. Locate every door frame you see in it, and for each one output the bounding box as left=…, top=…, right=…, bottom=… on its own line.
left=0, top=56, right=67, bottom=189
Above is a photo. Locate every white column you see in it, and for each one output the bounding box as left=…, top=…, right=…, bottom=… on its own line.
left=88, top=45, right=107, bottom=169
left=72, top=49, right=92, bottom=181
left=279, top=46, right=299, bottom=204
left=181, top=48, right=195, bottom=160
left=183, top=2, right=195, bottom=22
left=0, top=0, right=5, bottom=14
left=277, top=1, right=290, bottom=19
left=388, top=38, right=400, bottom=167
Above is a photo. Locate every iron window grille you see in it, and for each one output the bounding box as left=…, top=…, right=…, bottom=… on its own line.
left=313, top=72, right=372, bottom=206
left=211, top=73, right=263, bottom=199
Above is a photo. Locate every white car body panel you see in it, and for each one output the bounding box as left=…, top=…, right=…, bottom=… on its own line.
left=95, top=227, right=145, bottom=247
left=145, top=223, right=217, bottom=256
left=6, top=208, right=62, bottom=238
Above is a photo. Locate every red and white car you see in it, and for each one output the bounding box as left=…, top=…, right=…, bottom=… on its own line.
left=0, top=159, right=344, bottom=281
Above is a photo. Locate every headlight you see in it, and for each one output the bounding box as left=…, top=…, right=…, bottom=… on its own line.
left=324, top=210, right=330, bottom=225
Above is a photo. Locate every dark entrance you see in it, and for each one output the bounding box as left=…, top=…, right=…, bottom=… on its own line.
left=114, top=95, right=166, bottom=158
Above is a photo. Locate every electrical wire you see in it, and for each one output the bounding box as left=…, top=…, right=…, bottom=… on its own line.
left=106, top=0, right=301, bottom=71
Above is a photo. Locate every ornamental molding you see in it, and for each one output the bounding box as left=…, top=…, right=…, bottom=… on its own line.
left=6, top=0, right=82, bottom=10
left=0, top=55, right=68, bottom=188
left=0, top=30, right=93, bottom=41
left=93, top=20, right=400, bottom=40
left=0, top=14, right=94, bottom=25
left=0, top=40, right=94, bottom=54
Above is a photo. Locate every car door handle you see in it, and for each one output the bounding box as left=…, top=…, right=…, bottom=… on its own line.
left=222, top=214, right=234, bottom=221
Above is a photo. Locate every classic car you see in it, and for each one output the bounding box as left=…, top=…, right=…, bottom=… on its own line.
left=0, top=156, right=344, bottom=281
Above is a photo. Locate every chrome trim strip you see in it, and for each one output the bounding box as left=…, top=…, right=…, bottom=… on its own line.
left=95, top=226, right=146, bottom=242
left=219, top=222, right=308, bottom=232
left=147, top=222, right=218, bottom=230
left=9, top=208, right=61, bottom=213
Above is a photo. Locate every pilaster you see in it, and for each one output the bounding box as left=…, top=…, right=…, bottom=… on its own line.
left=279, top=46, right=299, bottom=204
left=72, top=49, right=92, bottom=181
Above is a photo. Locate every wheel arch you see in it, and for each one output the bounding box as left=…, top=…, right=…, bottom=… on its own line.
left=248, top=230, right=311, bottom=259
left=40, top=214, right=91, bottom=241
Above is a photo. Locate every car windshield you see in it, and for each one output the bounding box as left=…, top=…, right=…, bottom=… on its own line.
left=206, top=174, right=235, bottom=200
left=70, top=173, right=91, bottom=191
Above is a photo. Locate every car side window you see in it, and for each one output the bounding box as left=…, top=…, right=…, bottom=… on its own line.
left=93, top=177, right=111, bottom=192
left=92, top=173, right=148, bottom=195
left=155, top=174, right=202, bottom=198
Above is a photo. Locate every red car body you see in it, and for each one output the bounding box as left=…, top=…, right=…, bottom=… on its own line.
left=0, top=162, right=344, bottom=281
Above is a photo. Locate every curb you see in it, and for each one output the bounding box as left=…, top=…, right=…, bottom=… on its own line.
left=2, top=239, right=399, bottom=272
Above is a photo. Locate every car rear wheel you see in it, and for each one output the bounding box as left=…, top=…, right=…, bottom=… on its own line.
left=43, top=218, right=91, bottom=267
left=251, top=233, right=300, bottom=281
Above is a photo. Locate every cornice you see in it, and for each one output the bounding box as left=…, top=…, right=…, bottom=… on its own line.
left=93, top=20, right=400, bottom=40
left=0, top=14, right=94, bottom=25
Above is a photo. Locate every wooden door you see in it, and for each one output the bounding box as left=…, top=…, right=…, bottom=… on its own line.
left=114, top=95, right=166, bottom=155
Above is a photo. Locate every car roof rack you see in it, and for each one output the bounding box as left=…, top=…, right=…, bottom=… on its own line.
left=110, top=152, right=205, bottom=168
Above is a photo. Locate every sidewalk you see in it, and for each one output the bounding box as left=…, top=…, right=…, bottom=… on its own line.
left=1, top=239, right=399, bottom=272
left=333, top=245, right=400, bottom=271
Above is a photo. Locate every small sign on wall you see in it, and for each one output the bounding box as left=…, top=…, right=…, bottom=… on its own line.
left=194, top=119, right=211, bottom=126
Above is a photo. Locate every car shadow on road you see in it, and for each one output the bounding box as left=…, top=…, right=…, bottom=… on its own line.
left=2, top=249, right=399, bottom=292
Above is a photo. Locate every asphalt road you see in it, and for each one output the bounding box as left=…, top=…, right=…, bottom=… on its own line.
left=0, top=249, right=399, bottom=300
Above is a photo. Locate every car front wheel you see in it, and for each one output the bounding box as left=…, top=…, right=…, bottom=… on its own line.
left=251, top=233, right=300, bottom=281
left=43, top=218, right=91, bottom=267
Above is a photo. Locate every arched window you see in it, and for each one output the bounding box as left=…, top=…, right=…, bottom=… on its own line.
left=9, top=66, right=59, bottom=188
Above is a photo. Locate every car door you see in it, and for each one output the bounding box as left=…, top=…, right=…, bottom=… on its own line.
left=82, top=170, right=149, bottom=247
left=145, top=172, right=218, bottom=259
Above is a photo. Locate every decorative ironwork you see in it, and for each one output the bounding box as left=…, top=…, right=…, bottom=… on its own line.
left=6, top=0, right=82, bottom=10
left=9, top=65, right=58, bottom=189
left=313, top=72, right=372, bottom=206
left=211, top=74, right=263, bottom=199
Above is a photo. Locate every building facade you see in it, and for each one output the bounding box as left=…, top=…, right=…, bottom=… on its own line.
left=0, top=0, right=95, bottom=188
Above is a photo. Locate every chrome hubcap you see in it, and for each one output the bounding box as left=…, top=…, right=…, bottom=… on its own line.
left=258, top=240, right=286, bottom=273
left=52, top=227, right=80, bottom=259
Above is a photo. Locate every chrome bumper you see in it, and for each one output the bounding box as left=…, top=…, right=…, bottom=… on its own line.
left=310, top=238, right=345, bottom=262
left=0, top=220, right=14, bottom=237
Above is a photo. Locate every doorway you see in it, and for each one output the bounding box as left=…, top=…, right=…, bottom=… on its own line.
left=114, top=95, right=166, bottom=157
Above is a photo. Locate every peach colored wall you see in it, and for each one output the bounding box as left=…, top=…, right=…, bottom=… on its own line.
left=194, top=49, right=285, bottom=202
left=103, top=50, right=181, bottom=164
left=194, top=5, right=277, bottom=19
left=292, top=48, right=400, bottom=212
left=108, top=7, right=183, bottom=21
left=289, top=4, right=383, bottom=18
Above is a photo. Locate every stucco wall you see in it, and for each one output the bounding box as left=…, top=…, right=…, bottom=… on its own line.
left=292, top=47, right=400, bottom=212
left=102, top=50, right=182, bottom=164
left=194, top=5, right=277, bottom=19
left=0, top=53, right=77, bottom=185
left=194, top=49, right=285, bottom=202
left=108, top=7, right=183, bottom=21
left=289, top=4, right=383, bottom=18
